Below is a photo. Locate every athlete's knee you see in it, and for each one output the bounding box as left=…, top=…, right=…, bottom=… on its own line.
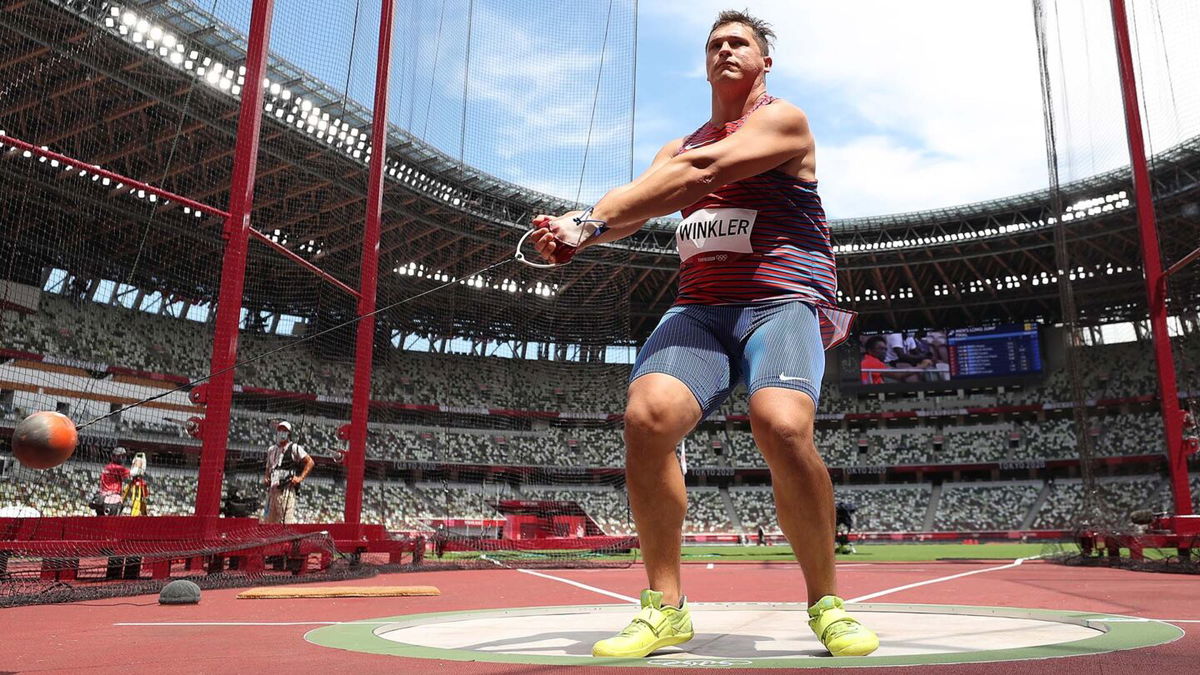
left=755, top=415, right=815, bottom=452
left=749, top=389, right=816, bottom=450
left=750, top=409, right=817, bottom=463
left=624, top=401, right=691, bottom=444
left=624, top=379, right=697, bottom=443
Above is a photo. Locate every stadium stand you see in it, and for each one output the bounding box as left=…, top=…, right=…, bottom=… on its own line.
left=9, top=296, right=1198, bottom=416
left=5, top=292, right=1197, bottom=538
left=934, top=481, right=1042, bottom=531
left=1029, top=476, right=1165, bottom=530
left=729, top=484, right=932, bottom=534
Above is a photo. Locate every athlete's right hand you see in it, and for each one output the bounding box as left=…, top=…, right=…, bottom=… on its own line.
left=530, top=214, right=580, bottom=265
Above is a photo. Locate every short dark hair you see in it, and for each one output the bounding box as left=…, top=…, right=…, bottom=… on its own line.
left=709, top=9, right=775, bottom=56
left=864, top=336, right=887, bottom=350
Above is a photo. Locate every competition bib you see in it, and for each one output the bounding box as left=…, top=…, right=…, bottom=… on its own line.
left=675, top=207, right=757, bottom=262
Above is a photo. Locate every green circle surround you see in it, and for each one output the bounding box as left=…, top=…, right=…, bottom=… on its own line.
left=305, top=602, right=1183, bottom=669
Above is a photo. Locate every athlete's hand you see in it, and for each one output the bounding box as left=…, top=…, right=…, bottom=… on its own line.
left=530, top=211, right=587, bottom=264
left=530, top=225, right=566, bottom=264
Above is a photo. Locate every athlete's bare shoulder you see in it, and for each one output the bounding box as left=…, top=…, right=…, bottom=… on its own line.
left=753, top=98, right=816, bottom=180
left=754, top=98, right=810, bottom=137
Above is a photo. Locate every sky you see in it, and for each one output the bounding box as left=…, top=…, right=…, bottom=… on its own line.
left=206, top=0, right=1200, bottom=219
left=636, top=0, right=1050, bottom=218
left=634, top=0, right=1199, bottom=219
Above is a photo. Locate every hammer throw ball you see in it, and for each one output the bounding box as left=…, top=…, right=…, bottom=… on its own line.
left=11, top=411, right=78, bottom=469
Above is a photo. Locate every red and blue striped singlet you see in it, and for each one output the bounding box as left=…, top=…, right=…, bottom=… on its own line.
left=672, top=94, right=855, bottom=349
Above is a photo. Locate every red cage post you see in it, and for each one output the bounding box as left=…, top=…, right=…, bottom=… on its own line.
left=344, top=0, right=397, bottom=526
left=195, top=0, right=276, bottom=519
left=1109, top=0, right=1192, bottom=516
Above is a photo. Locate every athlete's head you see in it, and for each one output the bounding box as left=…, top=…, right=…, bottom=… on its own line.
left=706, top=9, right=774, bottom=86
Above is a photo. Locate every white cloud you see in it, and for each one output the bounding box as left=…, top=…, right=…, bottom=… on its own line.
left=637, top=0, right=1200, bottom=218
left=414, top=0, right=637, bottom=203
left=638, top=0, right=1048, bottom=217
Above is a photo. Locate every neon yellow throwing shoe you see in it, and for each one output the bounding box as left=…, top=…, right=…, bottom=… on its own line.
left=592, top=589, right=694, bottom=658
left=808, top=595, right=879, bottom=656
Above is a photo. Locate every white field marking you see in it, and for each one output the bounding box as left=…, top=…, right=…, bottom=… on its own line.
left=510, top=567, right=638, bottom=603
left=846, top=555, right=1042, bottom=604
left=114, top=621, right=395, bottom=626
left=477, top=554, right=636, bottom=603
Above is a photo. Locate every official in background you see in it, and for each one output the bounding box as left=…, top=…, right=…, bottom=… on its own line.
left=92, top=448, right=129, bottom=516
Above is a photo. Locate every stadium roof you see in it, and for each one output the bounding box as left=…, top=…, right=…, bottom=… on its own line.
left=1, top=0, right=1196, bottom=342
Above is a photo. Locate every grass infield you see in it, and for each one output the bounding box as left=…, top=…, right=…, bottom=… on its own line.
left=439, top=542, right=1077, bottom=564
left=437, top=542, right=1189, bottom=564
left=678, top=542, right=1067, bottom=562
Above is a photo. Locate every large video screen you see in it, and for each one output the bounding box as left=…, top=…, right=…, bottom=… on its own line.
left=947, top=323, right=1043, bottom=379
left=848, top=323, right=1042, bottom=387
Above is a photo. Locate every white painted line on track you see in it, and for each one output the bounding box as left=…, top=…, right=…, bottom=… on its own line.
left=478, top=554, right=637, bottom=603
left=510, top=567, right=638, bottom=604
left=846, top=555, right=1042, bottom=604
left=114, top=621, right=395, bottom=626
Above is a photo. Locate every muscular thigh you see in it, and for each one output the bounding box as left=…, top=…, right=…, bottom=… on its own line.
left=630, top=305, right=740, bottom=418
left=741, top=301, right=825, bottom=407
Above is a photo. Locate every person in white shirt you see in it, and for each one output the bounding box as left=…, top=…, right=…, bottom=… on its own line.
left=883, top=333, right=904, bottom=364
left=262, top=420, right=314, bottom=524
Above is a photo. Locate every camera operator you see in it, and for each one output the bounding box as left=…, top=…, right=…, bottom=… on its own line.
left=261, top=420, right=314, bottom=524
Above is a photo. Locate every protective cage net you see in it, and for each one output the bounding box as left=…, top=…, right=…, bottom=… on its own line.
left=0, top=0, right=675, bottom=605
left=1033, top=0, right=1200, bottom=570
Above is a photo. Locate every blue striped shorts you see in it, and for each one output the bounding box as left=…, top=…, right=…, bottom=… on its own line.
left=630, top=301, right=825, bottom=418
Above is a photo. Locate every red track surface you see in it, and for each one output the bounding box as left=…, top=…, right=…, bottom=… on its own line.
left=1, top=561, right=1195, bottom=674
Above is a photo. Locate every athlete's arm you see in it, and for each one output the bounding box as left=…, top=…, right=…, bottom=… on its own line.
left=584, top=138, right=684, bottom=244
left=592, top=101, right=811, bottom=230
left=530, top=139, right=681, bottom=259
left=532, top=102, right=810, bottom=260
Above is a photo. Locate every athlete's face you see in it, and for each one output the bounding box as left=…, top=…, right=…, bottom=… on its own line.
left=705, top=23, right=770, bottom=85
